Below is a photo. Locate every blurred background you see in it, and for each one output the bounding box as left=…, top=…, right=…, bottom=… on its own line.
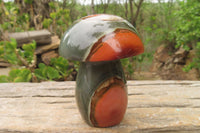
left=0, top=0, right=199, bottom=82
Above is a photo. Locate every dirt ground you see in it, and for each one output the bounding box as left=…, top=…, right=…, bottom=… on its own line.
left=133, top=71, right=160, bottom=80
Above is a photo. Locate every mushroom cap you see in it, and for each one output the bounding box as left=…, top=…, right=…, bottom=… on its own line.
left=59, top=14, right=144, bottom=62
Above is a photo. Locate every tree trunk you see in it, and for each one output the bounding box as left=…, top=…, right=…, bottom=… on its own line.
left=128, top=0, right=144, bottom=27
left=134, top=0, right=144, bottom=27
left=62, top=0, right=67, bottom=9
left=102, top=0, right=111, bottom=13
left=125, top=0, right=128, bottom=20
left=129, top=0, right=134, bottom=25
left=91, top=0, right=95, bottom=14
left=14, top=0, right=52, bottom=29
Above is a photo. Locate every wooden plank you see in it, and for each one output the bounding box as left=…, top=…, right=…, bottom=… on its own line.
left=0, top=59, right=11, bottom=67
left=35, top=36, right=60, bottom=55
left=0, top=80, right=200, bottom=132
left=8, top=30, right=52, bottom=47
left=41, top=50, right=59, bottom=65
left=0, top=62, right=11, bottom=67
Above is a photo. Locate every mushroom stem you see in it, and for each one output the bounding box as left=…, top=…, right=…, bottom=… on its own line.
left=75, top=60, right=127, bottom=127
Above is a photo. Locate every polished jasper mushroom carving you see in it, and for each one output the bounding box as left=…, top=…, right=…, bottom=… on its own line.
left=59, top=14, right=144, bottom=128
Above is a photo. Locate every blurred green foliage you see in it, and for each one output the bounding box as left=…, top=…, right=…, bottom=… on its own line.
left=0, top=39, right=73, bottom=82
left=0, top=69, right=32, bottom=83
left=0, top=39, right=19, bottom=65
left=34, top=63, right=60, bottom=81
left=0, top=1, right=72, bottom=37
left=169, top=0, right=200, bottom=72
left=50, top=57, right=73, bottom=80
left=0, top=2, right=30, bottom=32
left=0, top=0, right=200, bottom=81
left=34, top=57, right=73, bottom=81
left=0, top=38, right=36, bottom=66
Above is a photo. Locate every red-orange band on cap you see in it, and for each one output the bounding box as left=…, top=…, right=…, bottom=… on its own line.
left=87, top=29, right=144, bottom=62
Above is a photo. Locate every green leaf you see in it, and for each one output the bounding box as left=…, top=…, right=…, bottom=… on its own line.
left=7, top=69, right=32, bottom=82
left=38, top=63, right=46, bottom=70
left=49, top=2, right=56, bottom=9
left=0, top=75, right=9, bottom=83
left=137, top=54, right=145, bottom=63
left=14, top=77, right=24, bottom=82
left=183, top=45, right=190, bottom=51
left=182, top=62, right=195, bottom=72
left=31, top=40, right=36, bottom=50
left=8, top=69, right=20, bottom=82
left=43, top=18, right=52, bottom=28
left=197, top=42, right=200, bottom=49
left=34, top=69, right=48, bottom=81
left=9, top=38, right=17, bottom=49
left=19, top=69, right=32, bottom=82
left=34, top=63, right=48, bottom=81
left=34, top=62, right=60, bottom=81
left=50, top=57, right=73, bottom=78
left=57, top=19, right=63, bottom=25
left=50, top=12, right=57, bottom=19
left=23, top=41, right=36, bottom=51
left=0, top=45, right=4, bottom=57
left=22, top=44, right=32, bottom=51
left=24, top=0, right=33, bottom=4
left=47, top=66, right=60, bottom=80
left=128, top=64, right=134, bottom=75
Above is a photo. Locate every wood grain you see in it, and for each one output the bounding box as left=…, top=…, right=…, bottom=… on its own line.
left=8, top=30, right=52, bottom=47
left=35, top=36, right=60, bottom=55
left=0, top=80, right=200, bottom=132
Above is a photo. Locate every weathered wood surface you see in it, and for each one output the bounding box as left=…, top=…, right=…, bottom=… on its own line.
left=35, top=36, right=60, bottom=55
left=0, top=59, right=11, bottom=67
left=8, top=30, right=52, bottom=47
left=0, top=80, right=200, bottom=133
